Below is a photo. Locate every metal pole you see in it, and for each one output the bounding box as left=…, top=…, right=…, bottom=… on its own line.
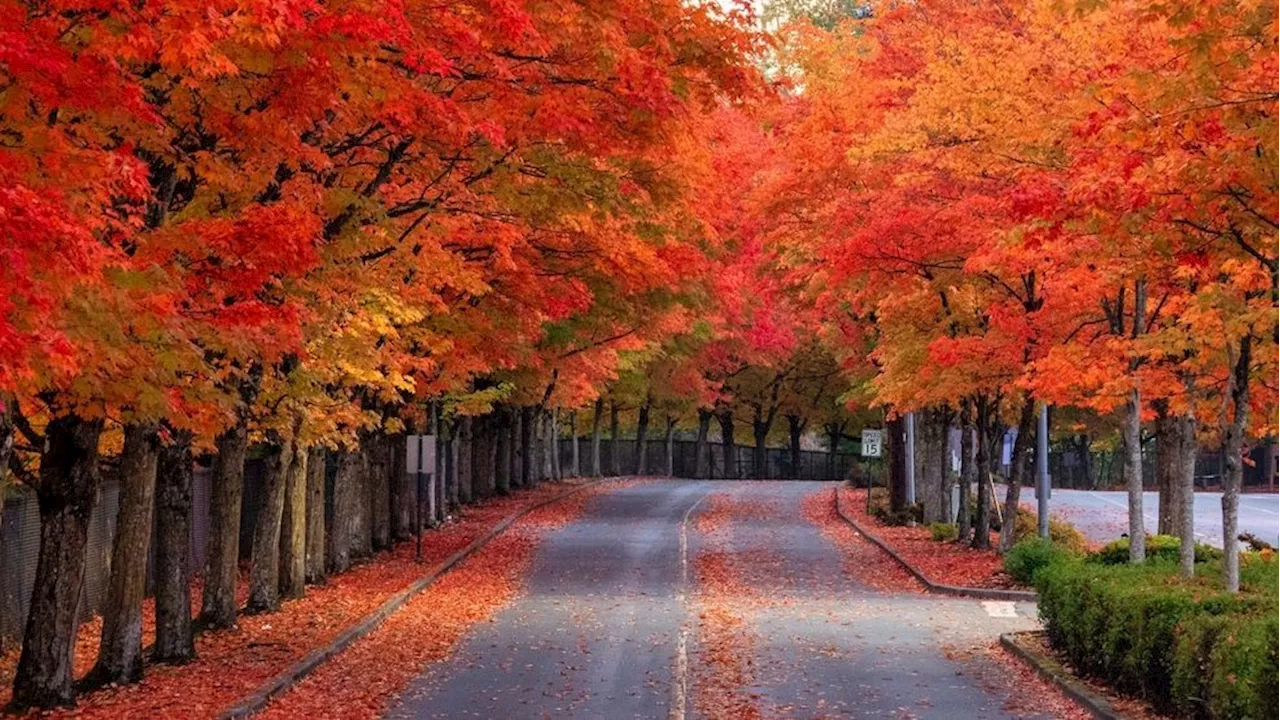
left=905, top=412, right=916, bottom=505
left=1037, top=404, right=1050, bottom=539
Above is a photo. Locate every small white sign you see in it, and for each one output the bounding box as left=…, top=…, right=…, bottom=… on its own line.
left=982, top=601, right=1018, bottom=618
left=405, top=435, right=437, bottom=473
left=861, top=429, right=883, bottom=458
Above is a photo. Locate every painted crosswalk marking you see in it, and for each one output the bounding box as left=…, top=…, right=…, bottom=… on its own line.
left=982, top=601, right=1018, bottom=618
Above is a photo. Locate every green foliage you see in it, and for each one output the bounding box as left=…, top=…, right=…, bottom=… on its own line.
left=929, top=522, right=958, bottom=542
left=1036, top=554, right=1280, bottom=718
left=1003, top=537, right=1073, bottom=584
left=1093, top=534, right=1223, bottom=566
left=1011, top=509, right=1089, bottom=554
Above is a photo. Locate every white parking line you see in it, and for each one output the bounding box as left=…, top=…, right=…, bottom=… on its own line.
left=981, top=601, right=1018, bottom=618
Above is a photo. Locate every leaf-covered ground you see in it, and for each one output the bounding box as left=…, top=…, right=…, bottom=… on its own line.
left=0, top=479, right=600, bottom=718
left=838, top=487, right=1026, bottom=590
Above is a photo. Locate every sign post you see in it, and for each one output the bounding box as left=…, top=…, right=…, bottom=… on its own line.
left=406, top=434, right=437, bottom=563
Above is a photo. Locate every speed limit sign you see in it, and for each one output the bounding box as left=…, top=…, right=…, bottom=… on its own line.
left=861, top=429, right=883, bottom=458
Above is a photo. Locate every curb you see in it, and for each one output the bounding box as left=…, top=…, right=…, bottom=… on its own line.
left=1000, top=631, right=1124, bottom=720
left=218, top=479, right=608, bottom=719
left=832, top=487, right=1038, bottom=602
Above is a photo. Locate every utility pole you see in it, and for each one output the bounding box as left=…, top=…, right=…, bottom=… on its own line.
left=1036, top=403, right=1050, bottom=538
left=905, top=412, right=916, bottom=506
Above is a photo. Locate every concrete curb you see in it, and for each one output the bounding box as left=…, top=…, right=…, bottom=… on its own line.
left=1000, top=631, right=1124, bottom=720
left=832, top=487, right=1038, bottom=602
left=218, top=479, right=608, bottom=719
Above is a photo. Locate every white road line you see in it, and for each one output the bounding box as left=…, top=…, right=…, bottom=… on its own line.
left=672, top=488, right=711, bottom=720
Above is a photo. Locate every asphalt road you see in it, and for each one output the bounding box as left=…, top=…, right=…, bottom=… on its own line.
left=1014, top=487, right=1280, bottom=548
left=388, top=481, right=1043, bottom=719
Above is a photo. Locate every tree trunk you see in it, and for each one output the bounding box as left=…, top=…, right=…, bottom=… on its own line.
left=635, top=402, right=651, bottom=475
left=201, top=422, right=247, bottom=629
left=541, top=410, right=554, bottom=480
left=496, top=408, right=512, bottom=495
left=153, top=431, right=195, bottom=664
left=826, top=423, right=840, bottom=480
left=444, top=418, right=459, bottom=505
left=351, top=444, right=372, bottom=559
left=920, top=410, right=944, bottom=525
left=972, top=397, right=993, bottom=550
left=957, top=400, right=974, bottom=541
left=570, top=411, right=580, bottom=477
left=787, top=415, right=804, bottom=479
left=1176, top=408, right=1198, bottom=579
left=609, top=402, right=621, bottom=476
left=665, top=417, right=677, bottom=477
left=509, top=408, right=522, bottom=489
left=10, top=413, right=103, bottom=710
left=752, top=411, right=769, bottom=480
left=887, top=415, right=908, bottom=513
left=328, top=449, right=360, bottom=574
left=91, top=423, right=160, bottom=687
left=550, top=409, right=562, bottom=480
left=521, top=406, right=535, bottom=486
left=304, top=446, right=326, bottom=584
left=1222, top=335, right=1251, bottom=592
left=458, top=416, right=474, bottom=502
left=1154, top=402, right=1190, bottom=538
left=939, top=414, right=954, bottom=524
left=719, top=410, right=737, bottom=479
left=590, top=399, right=603, bottom=477
left=475, top=414, right=495, bottom=497
left=999, top=395, right=1037, bottom=552
left=390, top=431, right=411, bottom=540
left=1123, top=386, right=1146, bottom=562
left=247, top=435, right=293, bottom=614
left=279, top=440, right=308, bottom=600
left=694, top=410, right=712, bottom=478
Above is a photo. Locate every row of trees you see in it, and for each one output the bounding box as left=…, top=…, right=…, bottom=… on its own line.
left=739, top=0, right=1277, bottom=583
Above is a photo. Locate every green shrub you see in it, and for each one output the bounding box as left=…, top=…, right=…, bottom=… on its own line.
left=1036, top=555, right=1280, bottom=718
left=1094, top=534, right=1222, bottom=565
left=1004, top=537, right=1071, bottom=583
left=929, top=522, right=958, bottom=542
left=1011, top=509, right=1090, bottom=554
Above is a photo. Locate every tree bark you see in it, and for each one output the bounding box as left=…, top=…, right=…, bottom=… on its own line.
left=304, top=446, right=326, bottom=584
left=328, top=449, right=361, bottom=574
left=1176, top=407, right=1198, bottom=579
left=826, top=422, right=841, bottom=480
left=247, top=435, right=293, bottom=614
left=474, top=414, right=495, bottom=497
left=694, top=410, right=712, bottom=478
left=550, top=409, right=562, bottom=480
left=787, top=415, right=804, bottom=479
left=279, top=440, right=308, bottom=600
left=665, top=417, right=677, bottom=477
left=444, top=418, right=459, bottom=504
left=541, top=409, right=554, bottom=480
left=609, top=402, right=621, bottom=476
left=1124, top=277, right=1148, bottom=563
left=919, top=410, right=944, bottom=524
left=496, top=408, right=512, bottom=495
left=719, top=410, right=737, bottom=479
left=201, top=422, right=247, bottom=629
left=1222, top=334, right=1251, bottom=592
left=369, top=434, right=391, bottom=549
left=999, top=395, right=1037, bottom=552
left=520, top=406, right=535, bottom=486
left=972, top=396, right=993, bottom=550
left=635, top=402, right=650, bottom=475
left=458, top=416, right=474, bottom=502
left=90, top=422, right=159, bottom=687
left=153, top=430, right=195, bottom=664
left=570, top=411, right=580, bottom=477
left=590, top=399, right=603, bottom=477
left=957, top=400, right=974, bottom=542
left=510, top=408, right=523, bottom=489
left=389, top=431, right=411, bottom=540
left=10, top=413, right=103, bottom=710
left=887, top=415, right=908, bottom=513
left=351, top=443, right=372, bottom=559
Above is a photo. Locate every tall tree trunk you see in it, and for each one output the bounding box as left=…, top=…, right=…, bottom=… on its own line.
left=351, top=444, right=372, bottom=559
left=752, top=410, right=769, bottom=480
left=551, top=409, right=562, bottom=481
left=665, top=417, right=677, bottom=477
left=939, top=412, right=954, bottom=524
left=368, top=435, right=390, bottom=549
left=999, top=395, right=1037, bottom=552
left=694, top=410, right=712, bottom=478
left=541, top=410, right=554, bottom=480
left=509, top=408, right=523, bottom=489
left=390, top=431, right=411, bottom=540
left=1124, top=277, right=1148, bottom=563
left=247, top=435, right=294, bottom=614
left=590, top=399, right=603, bottom=477
left=11, top=413, right=103, bottom=710
left=635, top=402, right=650, bottom=476
left=304, top=446, right=326, bottom=584
left=826, top=422, right=841, bottom=480
left=972, top=396, right=993, bottom=550
left=920, top=410, right=944, bottom=525
left=1176, top=407, right=1199, bottom=579
left=787, top=415, right=804, bottom=479
left=279, top=440, right=308, bottom=600
left=570, top=411, right=580, bottom=477
left=458, top=416, right=474, bottom=502
left=957, top=400, right=974, bottom=541
left=90, top=423, right=160, bottom=687
left=719, top=410, right=736, bottom=479
left=328, top=449, right=360, bottom=574
left=609, top=402, right=621, bottom=477
left=520, top=407, right=534, bottom=486
left=1154, top=402, right=1177, bottom=535
left=496, top=408, right=512, bottom=495
left=1074, top=434, right=1095, bottom=490
left=887, top=415, right=908, bottom=513
left=153, top=430, right=195, bottom=664
left=474, top=414, right=495, bottom=497
left=444, top=418, right=459, bottom=505
left=201, top=422, right=247, bottom=629
left=1222, top=334, right=1251, bottom=592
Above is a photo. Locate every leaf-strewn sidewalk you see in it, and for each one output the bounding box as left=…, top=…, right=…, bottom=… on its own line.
left=0, top=480, right=596, bottom=718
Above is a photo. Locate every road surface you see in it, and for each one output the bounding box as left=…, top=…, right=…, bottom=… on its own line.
left=388, top=481, right=1046, bottom=719
left=1015, top=488, right=1279, bottom=548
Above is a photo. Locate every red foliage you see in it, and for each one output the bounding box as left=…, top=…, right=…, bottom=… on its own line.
left=836, top=488, right=1024, bottom=591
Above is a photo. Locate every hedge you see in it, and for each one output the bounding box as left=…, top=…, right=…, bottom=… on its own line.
left=1035, top=553, right=1278, bottom=719
left=1094, top=534, right=1223, bottom=565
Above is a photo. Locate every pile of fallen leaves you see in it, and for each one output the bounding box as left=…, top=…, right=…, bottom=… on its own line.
left=800, top=489, right=924, bottom=593
left=838, top=487, right=1025, bottom=590
left=256, top=480, right=619, bottom=720
left=0, top=479, right=596, bottom=718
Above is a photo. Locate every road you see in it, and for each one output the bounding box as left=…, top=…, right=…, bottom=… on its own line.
left=388, top=481, right=1048, bottom=719
left=1015, top=488, right=1280, bottom=548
